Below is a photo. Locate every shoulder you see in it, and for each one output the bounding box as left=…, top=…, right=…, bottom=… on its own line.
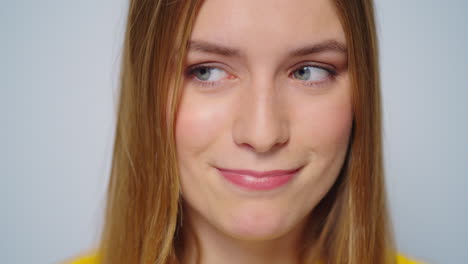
left=397, top=253, right=426, bottom=264
left=67, top=252, right=424, bottom=264
left=65, top=253, right=99, bottom=264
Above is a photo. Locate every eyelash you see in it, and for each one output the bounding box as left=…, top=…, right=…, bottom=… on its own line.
left=184, top=63, right=338, bottom=89
left=292, top=65, right=338, bottom=89
left=185, top=65, right=227, bottom=88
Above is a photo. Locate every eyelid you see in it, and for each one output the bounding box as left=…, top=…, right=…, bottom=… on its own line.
left=289, top=62, right=337, bottom=76
left=185, top=63, right=236, bottom=88
left=186, top=62, right=235, bottom=74
left=185, top=62, right=338, bottom=88
left=288, top=63, right=338, bottom=89
left=186, top=65, right=225, bottom=77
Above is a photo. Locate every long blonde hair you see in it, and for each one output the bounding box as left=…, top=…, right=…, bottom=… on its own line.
left=97, top=0, right=395, bottom=263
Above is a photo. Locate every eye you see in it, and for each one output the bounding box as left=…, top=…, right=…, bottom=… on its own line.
left=190, top=66, right=227, bottom=82
left=292, top=66, right=331, bottom=82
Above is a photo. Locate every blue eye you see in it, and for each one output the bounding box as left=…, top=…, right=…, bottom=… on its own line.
left=293, top=66, right=331, bottom=82
left=190, top=66, right=227, bottom=82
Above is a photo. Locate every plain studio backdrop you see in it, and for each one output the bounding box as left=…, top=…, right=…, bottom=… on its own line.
left=2, top=0, right=467, bottom=263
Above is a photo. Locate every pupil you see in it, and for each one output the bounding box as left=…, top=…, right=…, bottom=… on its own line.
left=296, top=67, right=310, bottom=80
left=198, top=68, right=211, bottom=81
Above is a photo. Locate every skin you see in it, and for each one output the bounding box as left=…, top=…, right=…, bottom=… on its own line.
left=174, top=0, right=352, bottom=263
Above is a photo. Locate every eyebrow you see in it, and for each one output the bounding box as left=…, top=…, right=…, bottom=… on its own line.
left=187, top=39, right=347, bottom=57
left=290, top=40, right=347, bottom=57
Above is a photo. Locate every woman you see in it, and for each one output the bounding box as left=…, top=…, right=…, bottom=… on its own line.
left=70, top=0, right=424, bottom=263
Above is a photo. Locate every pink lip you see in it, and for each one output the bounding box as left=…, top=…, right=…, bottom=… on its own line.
left=216, top=166, right=303, bottom=191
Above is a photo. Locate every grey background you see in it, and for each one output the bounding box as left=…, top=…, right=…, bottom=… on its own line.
left=2, top=0, right=467, bottom=263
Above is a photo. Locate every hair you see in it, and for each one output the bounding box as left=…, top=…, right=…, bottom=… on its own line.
left=96, top=0, right=396, bottom=263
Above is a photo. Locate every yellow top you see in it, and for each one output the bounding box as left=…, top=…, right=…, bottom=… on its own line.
left=68, top=253, right=425, bottom=264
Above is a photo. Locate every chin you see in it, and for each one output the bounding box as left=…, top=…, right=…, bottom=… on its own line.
left=220, top=207, right=294, bottom=241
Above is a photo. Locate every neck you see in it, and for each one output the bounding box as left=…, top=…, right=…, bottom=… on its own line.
left=178, top=206, right=309, bottom=264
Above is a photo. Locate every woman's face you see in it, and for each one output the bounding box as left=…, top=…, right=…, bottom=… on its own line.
left=176, top=0, right=352, bottom=240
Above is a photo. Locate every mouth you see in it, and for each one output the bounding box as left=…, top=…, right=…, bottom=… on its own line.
left=215, top=165, right=304, bottom=191
left=215, top=166, right=303, bottom=177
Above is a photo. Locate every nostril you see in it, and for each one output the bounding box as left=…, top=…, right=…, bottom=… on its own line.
left=240, top=142, right=255, bottom=151
left=239, top=140, right=288, bottom=154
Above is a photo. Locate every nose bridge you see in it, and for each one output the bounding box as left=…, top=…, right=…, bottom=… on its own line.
left=233, top=74, right=289, bottom=153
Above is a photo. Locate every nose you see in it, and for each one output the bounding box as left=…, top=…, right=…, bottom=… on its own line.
left=233, top=78, right=289, bottom=154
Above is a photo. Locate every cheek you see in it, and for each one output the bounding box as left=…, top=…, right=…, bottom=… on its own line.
left=175, top=92, right=227, bottom=157
left=175, top=90, right=234, bottom=200
left=175, top=92, right=220, bottom=206
left=291, top=83, right=353, bottom=204
left=175, top=91, right=235, bottom=230
left=289, top=85, right=353, bottom=220
left=295, top=88, right=353, bottom=155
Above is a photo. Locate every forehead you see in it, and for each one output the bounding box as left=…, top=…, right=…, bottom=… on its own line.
left=190, top=0, right=345, bottom=53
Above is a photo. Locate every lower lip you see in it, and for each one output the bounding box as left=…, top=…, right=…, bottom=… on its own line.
left=217, top=168, right=300, bottom=191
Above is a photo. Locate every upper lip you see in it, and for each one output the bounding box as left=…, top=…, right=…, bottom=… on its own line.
left=216, top=166, right=303, bottom=177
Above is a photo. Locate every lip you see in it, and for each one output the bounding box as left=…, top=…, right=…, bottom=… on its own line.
left=216, top=166, right=303, bottom=191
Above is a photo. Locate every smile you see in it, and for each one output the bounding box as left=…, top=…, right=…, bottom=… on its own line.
left=215, top=166, right=304, bottom=191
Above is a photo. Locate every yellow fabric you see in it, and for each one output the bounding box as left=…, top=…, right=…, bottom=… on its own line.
left=69, top=253, right=424, bottom=264
left=396, top=254, right=425, bottom=264
left=69, top=254, right=99, bottom=264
